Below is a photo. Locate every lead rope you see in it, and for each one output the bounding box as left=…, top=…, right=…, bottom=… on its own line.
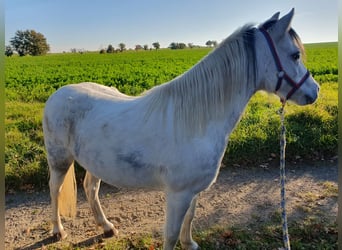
left=278, top=102, right=291, bottom=250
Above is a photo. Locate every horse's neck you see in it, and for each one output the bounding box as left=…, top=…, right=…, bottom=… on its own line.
left=221, top=87, right=255, bottom=139
left=190, top=51, right=257, bottom=138
left=143, top=36, right=259, bottom=139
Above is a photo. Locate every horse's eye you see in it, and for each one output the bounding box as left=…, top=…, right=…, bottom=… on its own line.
left=292, top=52, right=300, bottom=61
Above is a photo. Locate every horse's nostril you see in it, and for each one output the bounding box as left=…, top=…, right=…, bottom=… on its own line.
left=305, top=95, right=315, bottom=104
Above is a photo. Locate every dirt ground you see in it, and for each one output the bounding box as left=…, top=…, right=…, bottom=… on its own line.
left=5, top=161, right=338, bottom=250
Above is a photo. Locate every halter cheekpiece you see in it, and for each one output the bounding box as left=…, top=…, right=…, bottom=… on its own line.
left=259, top=26, right=310, bottom=103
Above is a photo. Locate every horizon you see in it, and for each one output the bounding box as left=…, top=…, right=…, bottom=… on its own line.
left=5, top=0, right=338, bottom=53
left=6, top=41, right=338, bottom=56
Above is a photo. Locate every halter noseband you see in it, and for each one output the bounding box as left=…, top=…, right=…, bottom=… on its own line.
left=259, top=27, right=310, bottom=103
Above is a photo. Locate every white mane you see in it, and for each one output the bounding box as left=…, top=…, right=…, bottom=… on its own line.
left=142, top=25, right=257, bottom=136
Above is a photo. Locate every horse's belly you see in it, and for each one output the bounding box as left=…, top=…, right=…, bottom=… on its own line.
left=99, top=170, right=164, bottom=190
left=102, top=165, right=164, bottom=189
left=75, top=150, right=165, bottom=189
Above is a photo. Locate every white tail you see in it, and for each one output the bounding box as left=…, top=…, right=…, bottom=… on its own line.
left=58, top=162, right=77, bottom=218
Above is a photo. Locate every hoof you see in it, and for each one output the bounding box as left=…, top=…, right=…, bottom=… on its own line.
left=181, top=241, right=200, bottom=250
left=52, top=231, right=67, bottom=241
left=103, top=228, right=118, bottom=238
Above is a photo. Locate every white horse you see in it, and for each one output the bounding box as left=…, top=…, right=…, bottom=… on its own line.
left=43, top=9, right=319, bottom=250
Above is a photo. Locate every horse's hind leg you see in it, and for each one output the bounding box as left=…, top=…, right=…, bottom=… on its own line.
left=83, top=171, right=118, bottom=237
left=49, top=158, right=74, bottom=240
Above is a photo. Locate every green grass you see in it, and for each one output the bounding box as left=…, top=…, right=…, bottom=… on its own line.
left=192, top=219, right=337, bottom=249
left=225, top=81, right=337, bottom=165
left=5, top=101, right=47, bottom=191
left=5, top=49, right=210, bottom=101
left=5, top=43, right=337, bottom=101
left=305, top=42, right=338, bottom=83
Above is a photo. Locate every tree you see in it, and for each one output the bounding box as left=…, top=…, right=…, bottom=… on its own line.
left=205, top=40, right=213, bottom=47
left=169, top=42, right=186, bottom=50
left=5, top=45, right=14, bottom=57
left=106, top=44, right=115, bottom=53
left=205, top=40, right=218, bottom=48
left=10, top=30, right=30, bottom=56
left=135, top=44, right=143, bottom=51
left=118, top=43, right=126, bottom=52
left=178, top=43, right=186, bottom=49
left=143, top=44, right=149, bottom=50
left=169, top=42, right=178, bottom=50
left=152, top=42, right=160, bottom=50
left=10, top=29, right=50, bottom=56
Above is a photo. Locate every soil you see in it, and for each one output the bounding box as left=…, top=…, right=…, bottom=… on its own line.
left=5, top=161, right=338, bottom=250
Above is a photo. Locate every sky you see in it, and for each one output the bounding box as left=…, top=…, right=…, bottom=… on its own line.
left=5, top=0, right=338, bottom=53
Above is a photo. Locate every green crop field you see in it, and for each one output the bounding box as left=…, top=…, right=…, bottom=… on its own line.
left=5, top=49, right=210, bottom=102
left=5, top=43, right=337, bottom=191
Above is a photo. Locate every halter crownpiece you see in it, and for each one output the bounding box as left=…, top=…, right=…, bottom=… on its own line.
left=259, top=26, right=310, bottom=104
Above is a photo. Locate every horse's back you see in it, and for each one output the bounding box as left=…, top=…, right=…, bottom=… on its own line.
left=52, top=82, right=134, bottom=101
left=76, top=82, right=136, bottom=100
left=43, top=82, right=134, bottom=143
left=44, top=82, right=135, bottom=120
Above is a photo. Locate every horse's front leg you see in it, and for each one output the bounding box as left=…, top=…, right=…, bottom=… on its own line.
left=164, top=191, right=198, bottom=250
left=180, top=195, right=199, bottom=250
left=83, top=171, right=118, bottom=237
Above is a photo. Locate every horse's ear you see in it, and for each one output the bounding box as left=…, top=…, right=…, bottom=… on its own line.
left=261, top=12, right=280, bottom=30
left=273, top=8, right=295, bottom=38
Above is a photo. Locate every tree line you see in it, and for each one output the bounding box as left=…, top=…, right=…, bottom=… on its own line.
left=100, top=42, right=161, bottom=54
left=5, top=29, right=218, bottom=57
left=100, top=40, right=217, bottom=54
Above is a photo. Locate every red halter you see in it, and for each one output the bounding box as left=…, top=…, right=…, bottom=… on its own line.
left=259, top=27, right=310, bottom=103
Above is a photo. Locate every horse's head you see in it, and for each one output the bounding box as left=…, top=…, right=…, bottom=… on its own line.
left=257, top=8, right=319, bottom=105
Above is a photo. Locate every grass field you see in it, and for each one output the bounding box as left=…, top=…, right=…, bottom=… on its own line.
left=4, top=43, right=338, bottom=249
